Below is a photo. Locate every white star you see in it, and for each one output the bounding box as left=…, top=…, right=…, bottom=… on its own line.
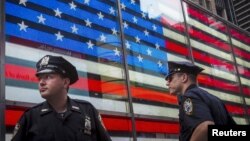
left=54, top=8, right=62, bottom=18
left=131, top=0, right=135, bottom=5
left=69, top=1, right=77, bottom=10
left=144, top=30, right=149, bottom=36
left=155, top=43, right=160, bottom=49
left=18, top=21, right=28, bottom=32
left=135, top=36, right=140, bottom=43
left=100, top=34, right=106, bottom=42
left=111, top=28, right=117, bottom=35
left=120, top=3, right=126, bottom=10
left=157, top=61, right=162, bottom=67
left=125, top=41, right=131, bottom=49
left=84, top=0, right=90, bottom=5
left=87, top=40, right=94, bottom=49
left=152, top=24, right=157, bottom=31
left=146, top=48, right=152, bottom=56
left=132, top=16, right=138, bottom=23
left=137, top=54, right=143, bottom=62
left=113, top=48, right=120, bottom=56
left=97, top=12, right=104, bottom=20
left=71, top=24, right=78, bottom=34
left=85, top=19, right=92, bottom=27
left=55, top=31, right=64, bottom=41
left=141, top=12, right=146, bottom=19
left=109, top=7, right=115, bottom=15
left=123, top=21, right=128, bottom=29
left=37, top=14, right=46, bottom=24
left=19, top=0, right=27, bottom=6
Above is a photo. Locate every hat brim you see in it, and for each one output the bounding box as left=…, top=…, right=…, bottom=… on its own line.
left=36, top=69, right=56, bottom=76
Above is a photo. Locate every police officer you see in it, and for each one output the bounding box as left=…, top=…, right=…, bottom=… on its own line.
left=165, top=61, right=236, bottom=141
left=11, top=55, right=112, bottom=141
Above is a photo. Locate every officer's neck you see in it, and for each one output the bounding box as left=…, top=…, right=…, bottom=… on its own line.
left=47, top=94, right=68, bottom=113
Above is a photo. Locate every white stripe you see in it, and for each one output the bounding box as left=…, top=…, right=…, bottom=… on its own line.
left=236, top=57, right=250, bottom=69
left=162, top=27, right=187, bottom=44
left=5, top=86, right=178, bottom=118
left=196, top=63, right=238, bottom=82
left=190, top=39, right=232, bottom=62
left=133, top=103, right=178, bottom=118
left=187, top=18, right=228, bottom=41
left=232, top=38, right=250, bottom=52
left=111, top=137, right=131, bottom=141
left=240, top=77, right=250, bottom=86
left=6, top=134, right=13, bottom=141
left=6, top=42, right=166, bottom=88
left=244, top=97, right=250, bottom=106
left=200, top=87, right=243, bottom=104
left=233, top=117, right=248, bottom=125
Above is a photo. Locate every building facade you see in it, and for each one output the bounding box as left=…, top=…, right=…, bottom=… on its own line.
left=1, top=0, right=250, bottom=141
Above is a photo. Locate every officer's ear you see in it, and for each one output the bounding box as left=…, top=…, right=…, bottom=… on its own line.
left=181, top=73, right=189, bottom=83
left=63, top=77, right=70, bottom=87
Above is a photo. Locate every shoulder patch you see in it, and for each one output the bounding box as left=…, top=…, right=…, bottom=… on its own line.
left=183, top=98, right=193, bottom=115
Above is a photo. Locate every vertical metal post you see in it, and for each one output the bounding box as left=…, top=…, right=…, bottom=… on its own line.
left=226, top=25, right=250, bottom=124
left=0, top=0, right=6, bottom=140
left=180, top=0, right=195, bottom=63
left=116, top=0, right=137, bottom=140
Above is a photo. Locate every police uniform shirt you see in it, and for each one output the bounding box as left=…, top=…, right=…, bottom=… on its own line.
left=11, top=97, right=112, bottom=141
left=178, top=84, right=236, bottom=141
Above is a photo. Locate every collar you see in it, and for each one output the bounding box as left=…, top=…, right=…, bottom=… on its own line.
left=40, top=97, right=82, bottom=116
left=185, top=84, right=197, bottom=93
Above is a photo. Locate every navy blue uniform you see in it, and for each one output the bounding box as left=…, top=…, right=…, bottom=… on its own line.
left=178, top=84, right=236, bottom=141
left=11, top=98, right=112, bottom=141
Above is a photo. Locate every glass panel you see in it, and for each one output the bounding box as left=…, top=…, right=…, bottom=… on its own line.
left=5, top=0, right=132, bottom=140
left=229, top=27, right=250, bottom=121
left=183, top=3, right=248, bottom=124
left=120, top=0, right=188, bottom=140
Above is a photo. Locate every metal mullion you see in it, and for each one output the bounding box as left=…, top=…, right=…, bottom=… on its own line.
left=116, top=0, right=137, bottom=140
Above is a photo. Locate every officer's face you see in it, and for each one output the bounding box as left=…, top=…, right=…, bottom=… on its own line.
left=166, top=73, right=183, bottom=95
left=37, top=73, right=69, bottom=99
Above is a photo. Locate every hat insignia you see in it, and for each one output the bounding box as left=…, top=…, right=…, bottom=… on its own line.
left=40, top=56, right=50, bottom=67
left=183, top=98, right=193, bottom=115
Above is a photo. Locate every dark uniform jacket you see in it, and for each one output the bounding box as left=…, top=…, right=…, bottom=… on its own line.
left=178, top=84, right=236, bottom=141
left=11, top=98, right=112, bottom=141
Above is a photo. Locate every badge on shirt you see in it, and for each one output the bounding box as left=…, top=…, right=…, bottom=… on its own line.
left=84, top=115, right=91, bottom=135
left=183, top=98, right=193, bottom=115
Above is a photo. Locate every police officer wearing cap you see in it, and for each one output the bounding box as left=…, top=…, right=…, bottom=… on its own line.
left=165, top=61, right=236, bottom=141
left=11, top=55, right=112, bottom=141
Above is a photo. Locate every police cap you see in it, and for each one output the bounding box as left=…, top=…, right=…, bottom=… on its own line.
left=36, top=55, right=79, bottom=84
left=165, top=61, right=204, bottom=80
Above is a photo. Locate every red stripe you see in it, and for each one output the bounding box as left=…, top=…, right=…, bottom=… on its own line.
left=198, top=74, right=240, bottom=94
left=188, top=27, right=231, bottom=52
left=6, top=109, right=180, bottom=134
left=187, top=6, right=226, bottom=32
left=165, top=40, right=189, bottom=55
left=229, top=28, right=250, bottom=45
left=243, top=86, right=250, bottom=96
left=6, top=64, right=178, bottom=105
left=233, top=47, right=250, bottom=61
left=192, top=49, right=235, bottom=72
left=225, top=104, right=245, bottom=115
left=135, top=118, right=179, bottom=134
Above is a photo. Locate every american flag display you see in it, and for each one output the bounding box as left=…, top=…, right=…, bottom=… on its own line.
left=4, top=0, right=250, bottom=140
